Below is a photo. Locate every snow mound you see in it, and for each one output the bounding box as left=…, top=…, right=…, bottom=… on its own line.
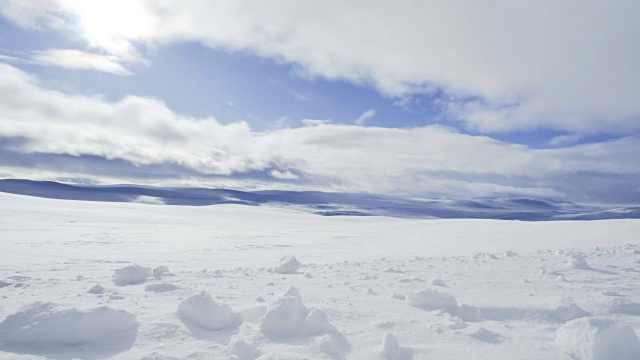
left=0, top=302, right=137, bottom=345
left=227, top=338, right=261, bottom=360
left=273, top=256, right=302, bottom=274
left=313, top=333, right=352, bottom=358
left=177, top=291, right=241, bottom=331
left=463, top=327, right=505, bottom=343
left=406, top=289, right=457, bottom=313
left=566, top=254, right=591, bottom=270
left=145, top=283, right=178, bottom=292
left=552, top=298, right=590, bottom=322
left=88, top=284, right=105, bottom=294
left=259, top=286, right=335, bottom=338
left=555, top=317, right=640, bottom=360
left=114, top=264, right=151, bottom=286
left=381, top=333, right=412, bottom=360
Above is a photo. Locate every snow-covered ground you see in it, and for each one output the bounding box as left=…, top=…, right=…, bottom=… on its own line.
left=1, top=191, right=640, bottom=359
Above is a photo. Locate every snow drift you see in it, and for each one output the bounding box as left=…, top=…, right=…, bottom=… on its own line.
left=0, top=302, right=137, bottom=345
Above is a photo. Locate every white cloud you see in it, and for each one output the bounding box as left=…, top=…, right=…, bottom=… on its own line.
left=354, top=109, right=375, bottom=126
left=2, top=1, right=639, bottom=134
left=1, top=64, right=639, bottom=202
left=302, top=119, right=332, bottom=127
left=269, top=170, right=299, bottom=180
left=31, top=49, right=133, bottom=76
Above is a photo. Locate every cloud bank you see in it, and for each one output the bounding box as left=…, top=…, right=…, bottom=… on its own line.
left=0, top=63, right=638, bottom=203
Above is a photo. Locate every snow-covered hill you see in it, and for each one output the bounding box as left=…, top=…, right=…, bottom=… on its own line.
left=1, top=179, right=638, bottom=221
left=1, top=192, right=639, bottom=359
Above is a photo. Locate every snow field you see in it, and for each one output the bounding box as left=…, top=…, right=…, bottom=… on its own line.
left=1, top=194, right=640, bottom=359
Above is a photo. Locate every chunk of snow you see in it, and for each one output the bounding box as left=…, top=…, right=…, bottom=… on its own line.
left=227, top=338, right=261, bottom=360
left=567, top=254, right=591, bottom=270
left=259, top=286, right=336, bottom=338
left=177, top=291, right=241, bottom=331
left=273, top=256, right=302, bottom=274
left=463, top=327, right=505, bottom=343
left=0, top=280, right=11, bottom=288
left=152, top=266, right=170, bottom=279
left=504, top=250, right=516, bottom=257
left=0, top=302, right=137, bottom=345
left=88, top=284, right=105, bottom=294
left=305, top=309, right=332, bottom=335
left=381, top=333, right=412, bottom=360
left=259, top=287, right=309, bottom=337
left=406, top=289, right=457, bottom=313
left=313, top=334, right=351, bottom=358
left=552, top=298, right=590, bottom=322
left=555, top=317, right=640, bottom=360
left=430, top=279, right=447, bottom=287
left=113, top=264, right=151, bottom=286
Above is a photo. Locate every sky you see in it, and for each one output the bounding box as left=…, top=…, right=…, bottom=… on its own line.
left=0, top=0, right=639, bottom=203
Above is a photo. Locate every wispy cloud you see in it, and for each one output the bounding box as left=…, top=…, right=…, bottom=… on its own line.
left=354, top=109, right=375, bottom=126
left=31, top=49, right=132, bottom=76
left=0, top=48, right=134, bottom=75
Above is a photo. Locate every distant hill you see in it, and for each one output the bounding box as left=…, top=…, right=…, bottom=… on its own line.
left=0, top=179, right=638, bottom=221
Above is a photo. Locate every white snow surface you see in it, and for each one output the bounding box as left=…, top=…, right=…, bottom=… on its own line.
left=0, top=192, right=640, bottom=359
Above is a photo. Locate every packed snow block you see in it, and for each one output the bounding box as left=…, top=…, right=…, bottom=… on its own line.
left=273, top=256, right=302, bottom=274
left=555, top=317, right=640, bottom=360
left=113, top=264, right=151, bottom=286
left=0, top=302, right=137, bottom=345
left=406, top=289, right=458, bottom=313
left=552, top=298, right=590, bottom=322
left=177, top=291, right=241, bottom=331
left=259, top=286, right=334, bottom=338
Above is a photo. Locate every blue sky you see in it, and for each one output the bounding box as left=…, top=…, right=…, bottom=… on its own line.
left=0, top=1, right=638, bottom=203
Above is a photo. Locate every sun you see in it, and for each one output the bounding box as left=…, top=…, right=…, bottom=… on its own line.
left=68, top=0, right=149, bottom=58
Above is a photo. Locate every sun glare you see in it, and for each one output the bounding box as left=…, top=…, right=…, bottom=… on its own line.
left=68, top=0, right=149, bottom=58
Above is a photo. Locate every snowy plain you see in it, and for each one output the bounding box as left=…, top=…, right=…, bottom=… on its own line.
left=1, top=191, right=640, bottom=359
